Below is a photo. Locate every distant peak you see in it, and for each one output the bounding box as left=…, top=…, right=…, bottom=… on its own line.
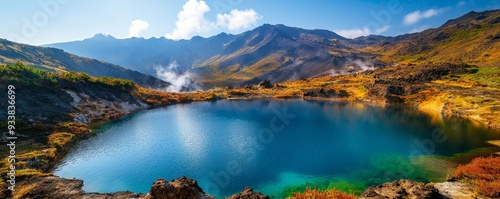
left=259, top=23, right=289, bottom=28
left=92, top=33, right=115, bottom=39
left=191, top=35, right=203, bottom=40
left=212, top=32, right=231, bottom=38
left=215, top=32, right=228, bottom=36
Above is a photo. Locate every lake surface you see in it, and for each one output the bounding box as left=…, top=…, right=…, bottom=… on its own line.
left=54, top=99, right=500, bottom=198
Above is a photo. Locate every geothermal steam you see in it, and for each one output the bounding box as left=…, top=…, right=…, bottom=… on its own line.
left=155, top=61, right=200, bottom=92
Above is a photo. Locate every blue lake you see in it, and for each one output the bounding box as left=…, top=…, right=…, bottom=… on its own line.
left=54, top=99, right=500, bottom=198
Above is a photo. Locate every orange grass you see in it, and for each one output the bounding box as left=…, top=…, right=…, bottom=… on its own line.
left=289, top=187, right=357, bottom=199
left=453, top=156, right=500, bottom=198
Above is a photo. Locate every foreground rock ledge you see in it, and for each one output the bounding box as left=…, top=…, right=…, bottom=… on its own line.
left=14, top=176, right=267, bottom=199
left=15, top=176, right=488, bottom=199
left=359, top=180, right=443, bottom=199
left=359, top=179, right=489, bottom=199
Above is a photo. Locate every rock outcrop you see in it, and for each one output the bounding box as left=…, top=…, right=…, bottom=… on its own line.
left=366, top=63, right=468, bottom=103
left=15, top=176, right=220, bottom=199
left=303, top=88, right=350, bottom=98
left=359, top=180, right=444, bottom=199
left=434, top=182, right=477, bottom=199
left=258, top=79, right=274, bottom=89
left=147, top=176, right=216, bottom=199
left=224, top=187, right=270, bottom=199
left=15, top=176, right=144, bottom=199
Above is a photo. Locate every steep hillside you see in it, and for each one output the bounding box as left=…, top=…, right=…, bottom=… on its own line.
left=362, top=10, right=500, bottom=66
left=0, top=63, right=145, bottom=124
left=0, top=39, right=168, bottom=88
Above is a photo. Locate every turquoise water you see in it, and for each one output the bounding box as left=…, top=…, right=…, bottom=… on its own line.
left=54, top=100, right=500, bottom=198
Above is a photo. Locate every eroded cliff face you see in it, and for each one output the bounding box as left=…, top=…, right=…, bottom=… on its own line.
left=0, top=81, right=151, bottom=126
left=64, top=90, right=149, bottom=124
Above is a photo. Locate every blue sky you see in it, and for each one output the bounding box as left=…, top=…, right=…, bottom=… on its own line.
left=1, top=0, right=499, bottom=45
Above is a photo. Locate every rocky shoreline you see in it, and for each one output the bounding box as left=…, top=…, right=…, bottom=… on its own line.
left=15, top=176, right=269, bottom=199
left=14, top=175, right=492, bottom=199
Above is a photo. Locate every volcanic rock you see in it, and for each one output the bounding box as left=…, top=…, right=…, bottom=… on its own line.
left=359, top=180, right=444, bottom=199
left=224, top=187, right=270, bottom=199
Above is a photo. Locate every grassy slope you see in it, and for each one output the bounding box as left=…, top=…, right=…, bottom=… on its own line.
left=363, top=11, right=500, bottom=66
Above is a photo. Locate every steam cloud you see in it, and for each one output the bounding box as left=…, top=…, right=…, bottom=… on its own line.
left=330, top=59, right=376, bottom=76
left=155, top=61, right=200, bottom=92
left=352, top=59, right=375, bottom=71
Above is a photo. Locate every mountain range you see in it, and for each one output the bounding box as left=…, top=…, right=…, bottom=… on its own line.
left=45, top=10, right=500, bottom=89
left=45, top=25, right=385, bottom=88
left=0, top=9, right=494, bottom=90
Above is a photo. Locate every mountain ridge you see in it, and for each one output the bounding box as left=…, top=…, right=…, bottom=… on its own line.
left=46, top=23, right=382, bottom=87
left=44, top=9, right=500, bottom=88
left=362, top=9, right=500, bottom=66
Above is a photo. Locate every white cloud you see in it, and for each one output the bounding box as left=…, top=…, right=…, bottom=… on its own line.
left=336, top=28, right=370, bottom=39
left=127, top=20, right=149, bottom=38
left=408, top=25, right=430, bottom=34
left=165, top=0, right=262, bottom=40
left=216, top=9, right=262, bottom=31
left=457, top=1, right=466, bottom=6
left=375, top=25, right=391, bottom=34
left=335, top=25, right=391, bottom=39
left=403, top=9, right=443, bottom=25
left=165, top=0, right=211, bottom=40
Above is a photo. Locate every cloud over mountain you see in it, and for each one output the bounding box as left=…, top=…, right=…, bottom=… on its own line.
left=216, top=9, right=262, bottom=31
left=404, top=9, right=443, bottom=25
left=165, top=0, right=262, bottom=40
left=127, top=20, right=149, bottom=38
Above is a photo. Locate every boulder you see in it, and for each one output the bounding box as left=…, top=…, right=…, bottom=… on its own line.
left=303, top=88, right=350, bottom=98
left=258, top=79, right=273, bottom=88
left=224, top=187, right=270, bottom=199
left=244, top=84, right=257, bottom=90
left=434, top=182, right=476, bottom=199
left=148, top=176, right=216, bottom=199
